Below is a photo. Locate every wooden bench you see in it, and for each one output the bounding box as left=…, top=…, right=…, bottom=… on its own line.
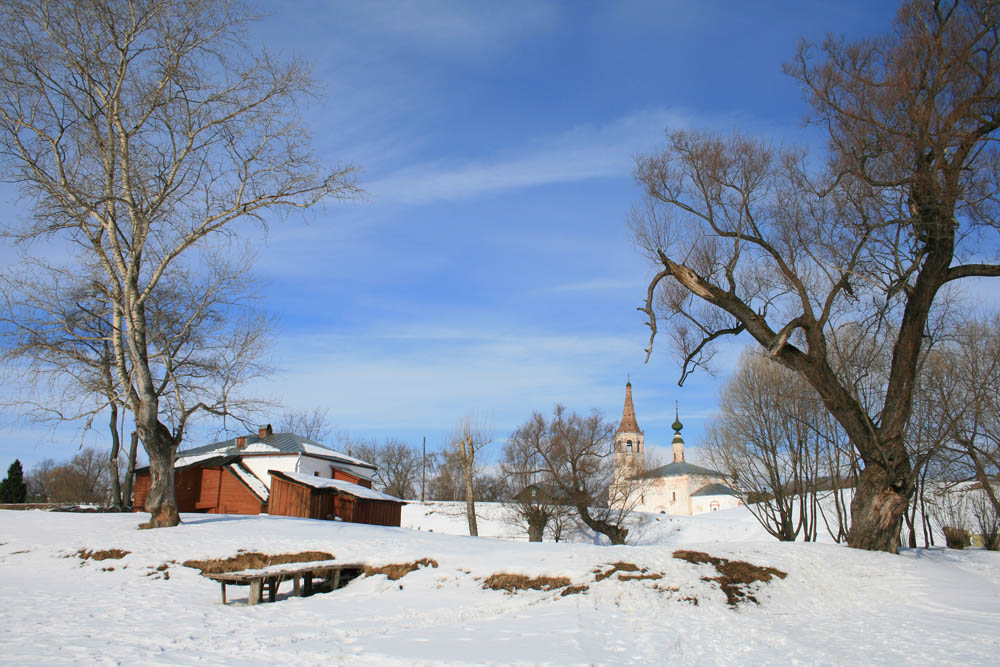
left=203, top=560, right=366, bottom=606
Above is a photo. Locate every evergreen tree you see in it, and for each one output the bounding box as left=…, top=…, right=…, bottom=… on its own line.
left=0, top=459, right=27, bottom=503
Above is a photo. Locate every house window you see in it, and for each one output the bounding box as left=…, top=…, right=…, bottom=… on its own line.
left=314, top=471, right=319, bottom=476
left=710, top=501, right=720, bottom=512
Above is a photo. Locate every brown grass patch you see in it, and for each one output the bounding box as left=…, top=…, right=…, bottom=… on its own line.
left=672, top=550, right=786, bottom=606
left=74, top=548, right=130, bottom=561
left=618, top=572, right=663, bottom=582
left=593, top=561, right=642, bottom=582
left=363, top=558, right=439, bottom=581
left=482, top=573, right=572, bottom=593
left=182, top=551, right=335, bottom=574
left=560, top=584, right=589, bottom=596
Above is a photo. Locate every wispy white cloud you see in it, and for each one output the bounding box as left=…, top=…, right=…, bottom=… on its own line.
left=367, top=108, right=701, bottom=205
left=267, top=324, right=642, bottom=433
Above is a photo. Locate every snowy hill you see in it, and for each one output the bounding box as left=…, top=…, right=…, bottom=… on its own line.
left=1, top=506, right=997, bottom=665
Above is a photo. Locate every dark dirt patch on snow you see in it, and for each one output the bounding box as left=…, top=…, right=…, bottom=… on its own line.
left=482, top=573, right=572, bottom=593
left=182, top=551, right=335, bottom=574
left=364, top=558, right=438, bottom=580
left=672, top=549, right=786, bottom=606
left=73, top=548, right=131, bottom=561
left=618, top=572, right=663, bottom=582
left=593, top=561, right=641, bottom=582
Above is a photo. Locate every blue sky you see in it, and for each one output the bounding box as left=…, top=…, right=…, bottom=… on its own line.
left=2, top=1, right=912, bottom=469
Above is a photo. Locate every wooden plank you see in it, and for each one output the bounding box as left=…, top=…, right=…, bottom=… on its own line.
left=293, top=575, right=301, bottom=597
left=202, top=561, right=366, bottom=582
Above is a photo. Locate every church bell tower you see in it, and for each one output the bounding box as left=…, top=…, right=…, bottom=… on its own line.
left=614, top=380, right=644, bottom=472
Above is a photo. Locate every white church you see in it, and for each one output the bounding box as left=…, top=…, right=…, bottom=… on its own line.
left=611, top=381, right=742, bottom=516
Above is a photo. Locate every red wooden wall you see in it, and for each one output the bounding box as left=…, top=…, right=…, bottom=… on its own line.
left=268, top=475, right=401, bottom=526
left=332, top=468, right=372, bottom=488
left=132, top=465, right=264, bottom=515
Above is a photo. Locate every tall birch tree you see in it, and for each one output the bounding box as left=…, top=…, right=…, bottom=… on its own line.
left=0, top=0, right=358, bottom=527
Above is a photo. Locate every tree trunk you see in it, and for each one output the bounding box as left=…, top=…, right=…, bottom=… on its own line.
left=108, top=402, right=123, bottom=510
left=460, top=437, right=478, bottom=537
left=576, top=503, right=628, bottom=545
left=138, top=419, right=180, bottom=529
left=847, top=464, right=910, bottom=553
left=526, top=507, right=547, bottom=542
left=122, top=430, right=139, bottom=510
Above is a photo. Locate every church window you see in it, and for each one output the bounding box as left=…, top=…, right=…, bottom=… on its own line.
left=672, top=491, right=676, bottom=502
left=627, top=441, right=633, bottom=453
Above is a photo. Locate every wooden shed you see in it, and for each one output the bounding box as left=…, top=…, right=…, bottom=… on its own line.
left=268, top=470, right=405, bottom=527
left=133, top=456, right=268, bottom=515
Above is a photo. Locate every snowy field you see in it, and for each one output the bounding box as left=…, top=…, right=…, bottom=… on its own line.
left=1, top=504, right=998, bottom=666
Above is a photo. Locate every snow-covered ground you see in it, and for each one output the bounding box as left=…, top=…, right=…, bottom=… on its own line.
left=1, top=504, right=997, bottom=666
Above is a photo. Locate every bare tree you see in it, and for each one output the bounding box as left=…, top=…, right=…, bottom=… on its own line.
left=450, top=418, right=492, bottom=537
left=278, top=407, right=333, bottom=443
left=501, top=427, right=560, bottom=542
left=510, top=406, right=646, bottom=545
left=706, top=350, right=828, bottom=541
left=921, top=316, right=1000, bottom=522
left=28, top=449, right=114, bottom=504
left=333, top=434, right=422, bottom=499
left=371, top=439, right=421, bottom=499
left=1, top=256, right=275, bottom=509
left=0, top=0, right=359, bottom=527
left=0, top=264, right=130, bottom=506
left=631, top=1, right=1000, bottom=552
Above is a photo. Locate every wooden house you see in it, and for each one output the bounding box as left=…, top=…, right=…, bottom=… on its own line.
left=133, top=456, right=267, bottom=515
left=132, top=425, right=403, bottom=525
left=268, top=470, right=405, bottom=527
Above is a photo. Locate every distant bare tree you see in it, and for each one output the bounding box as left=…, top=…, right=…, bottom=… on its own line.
left=450, top=418, right=492, bottom=537
left=0, top=0, right=359, bottom=528
left=922, top=316, right=1000, bottom=524
left=631, top=0, right=1000, bottom=553
left=374, top=439, right=420, bottom=499
left=28, top=449, right=113, bottom=504
left=501, top=428, right=556, bottom=541
left=331, top=434, right=421, bottom=499
left=510, top=406, right=646, bottom=545
left=426, top=447, right=464, bottom=501
left=706, top=350, right=840, bottom=541
left=278, top=407, right=333, bottom=442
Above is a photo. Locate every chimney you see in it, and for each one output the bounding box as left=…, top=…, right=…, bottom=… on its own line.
left=258, top=424, right=273, bottom=439
left=236, top=436, right=247, bottom=449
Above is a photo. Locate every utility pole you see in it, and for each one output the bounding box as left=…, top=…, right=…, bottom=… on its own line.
left=421, top=436, right=426, bottom=502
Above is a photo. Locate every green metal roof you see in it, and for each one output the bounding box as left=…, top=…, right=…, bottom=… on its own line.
left=640, top=460, right=727, bottom=479
left=690, top=482, right=740, bottom=497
